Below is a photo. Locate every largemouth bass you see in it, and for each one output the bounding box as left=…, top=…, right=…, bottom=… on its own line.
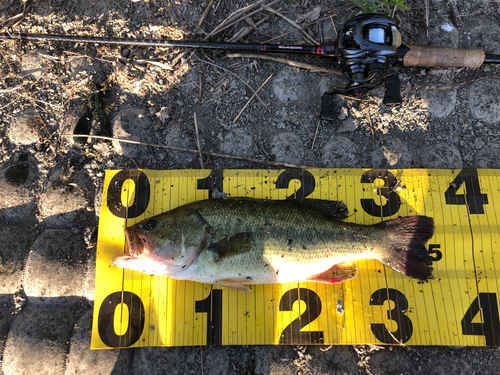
left=112, top=199, right=434, bottom=292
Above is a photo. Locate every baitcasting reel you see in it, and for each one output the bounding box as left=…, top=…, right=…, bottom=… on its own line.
left=320, top=14, right=403, bottom=120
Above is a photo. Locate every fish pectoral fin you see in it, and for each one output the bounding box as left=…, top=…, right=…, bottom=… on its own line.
left=306, top=262, right=359, bottom=284
left=209, top=232, right=255, bottom=261
left=215, top=279, right=252, bottom=293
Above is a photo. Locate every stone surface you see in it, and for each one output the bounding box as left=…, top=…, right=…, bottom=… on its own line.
left=23, top=229, right=87, bottom=307
left=65, top=311, right=131, bottom=375
left=254, top=345, right=358, bottom=375
left=270, top=132, right=304, bottom=165
left=322, top=135, right=357, bottom=168
left=0, top=166, right=37, bottom=226
left=428, top=357, right=474, bottom=375
left=219, top=128, right=254, bottom=157
left=429, top=18, right=459, bottom=48
left=7, top=108, right=42, bottom=145
left=369, top=349, right=413, bottom=375
left=163, top=123, right=198, bottom=165
left=112, top=108, right=154, bottom=158
left=474, top=143, right=500, bottom=168
left=0, top=303, right=14, bottom=366
left=83, top=249, right=96, bottom=306
left=371, top=136, right=412, bottom=168
left=0, top=226, right=32, bottom=294
left=272, top=69, right=305, bottom=103
left=426, top=88, right=457, bottom=118
left=131, top=346, right=357, bottom=375
left=419, top=142, right=463, bottom=169
left=131, top=347, right=202, bottom=375
left=21, top=51, right=47, bottom=80
left=463, top=15, right=500, bottom=54
left=2, top=306, right=74, bottom=375
left=66, top=56, right=99, bottom=80
left=467, top=78, right=500, bottom=124
left=39, top=168, right=94, bottom=228
left=336, top=117, right=360, bottom=132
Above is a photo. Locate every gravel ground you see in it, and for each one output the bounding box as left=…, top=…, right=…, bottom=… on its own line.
left=1, top=0, right=500, bottom=374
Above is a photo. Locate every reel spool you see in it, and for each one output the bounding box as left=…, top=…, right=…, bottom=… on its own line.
left=321, top=14, right=403, bottom=120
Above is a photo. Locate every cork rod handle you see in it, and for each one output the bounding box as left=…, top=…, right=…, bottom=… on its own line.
left=402, top=45, right=485, bottom=68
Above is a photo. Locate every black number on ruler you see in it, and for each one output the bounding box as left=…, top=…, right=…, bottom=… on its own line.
left=276, top=169, right=316, bottom=199
left=195, top=289, right=223, bottom=345
left=197, top=170, right=224, bottom=198
left=370, top=288, right=413, bottom=344
left=279, top=288, right=324, bottom=344
left=428, top=244, right=442, bottom=262
left=97, top=291, right=145, bottom=347
left=461, top=293, right=500, bottom=346
left=107, top=169, right=151, bottom=218
left=444, top=169, right=488, bottom=214
left=360, top=170, right=401, bottom=217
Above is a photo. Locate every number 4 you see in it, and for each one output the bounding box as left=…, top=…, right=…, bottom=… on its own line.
left=444, top=169, right=488, bottom=214
left=461, top=293, right=500, bottom=346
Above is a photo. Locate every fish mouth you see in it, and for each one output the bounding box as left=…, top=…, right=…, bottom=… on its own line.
left=111, top=227, right=147, bottom=267
left=124, top=227, right=146, bottom=256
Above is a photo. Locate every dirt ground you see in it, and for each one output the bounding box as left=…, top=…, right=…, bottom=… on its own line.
left=1, top=0, right=500, bottom=374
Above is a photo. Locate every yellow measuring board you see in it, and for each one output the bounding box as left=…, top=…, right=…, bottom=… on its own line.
left=91, top=168, right=500, bottom=348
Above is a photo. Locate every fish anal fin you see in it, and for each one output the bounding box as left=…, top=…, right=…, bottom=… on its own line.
left=209, top=232, right=255, bottom=261
left=306, top=262, right=358, bottom=284
left=215, top=279, right=252, bottom=293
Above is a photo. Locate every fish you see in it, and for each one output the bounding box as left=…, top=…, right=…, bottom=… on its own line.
left=111, top=199, right=434, bottom=293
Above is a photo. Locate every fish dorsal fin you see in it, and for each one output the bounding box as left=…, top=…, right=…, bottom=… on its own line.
left=209, top=232, right=255, bottom=261
left=306, top=262, right=358, bottom=284
left=215, top=279, right=252, bottom=293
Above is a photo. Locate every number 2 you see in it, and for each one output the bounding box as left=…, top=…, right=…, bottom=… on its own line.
left=279, top=288, right=324, bottom=344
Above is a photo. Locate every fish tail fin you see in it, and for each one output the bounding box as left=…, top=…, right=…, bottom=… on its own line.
left=377, top=216, right=434, bottom=281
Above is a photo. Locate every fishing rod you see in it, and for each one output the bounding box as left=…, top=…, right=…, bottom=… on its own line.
left=4, top=14, right=500, bottom=120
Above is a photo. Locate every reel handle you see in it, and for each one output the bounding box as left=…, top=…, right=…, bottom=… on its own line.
left=399, top=44, right=486, bottom=68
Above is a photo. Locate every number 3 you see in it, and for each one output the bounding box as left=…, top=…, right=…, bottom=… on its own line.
left=370, top=288, right=413, bottom=344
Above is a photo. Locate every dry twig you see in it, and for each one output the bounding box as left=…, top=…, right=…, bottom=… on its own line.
left=263, top=15, right=338, bottom=43
left=233, top=73, right=274, bottom=123
left=193, top=112, right=204, bottom=169
left=205, top=0, right=280, bottom=40
left=448, top=0, right=463, bottom=28
left=205, top=0, right=268, bottom=39
left=227, top=53, right=343, bottom=76
left=311, top=120, right=321, bottom=150
left=196, top=57, right=269, bottom=109
left=228, top=15, right=269, bottom=43
left=424, top=0, right=429, bottom=37
left=0, top=86, right=21, bottom=93
left=0, top=0, right=27, bottom=30
left=198, top=0, right=217, bottom=28
left=264, top=6, right=319, bottom=46
left=64, top=134, right=313, bottom=169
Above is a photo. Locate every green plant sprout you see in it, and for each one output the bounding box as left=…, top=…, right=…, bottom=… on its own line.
left=352, top=0, right=409, bottom=16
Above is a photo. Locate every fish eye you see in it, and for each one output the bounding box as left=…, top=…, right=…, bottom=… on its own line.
left=143, top=221, right=156, bottom=230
